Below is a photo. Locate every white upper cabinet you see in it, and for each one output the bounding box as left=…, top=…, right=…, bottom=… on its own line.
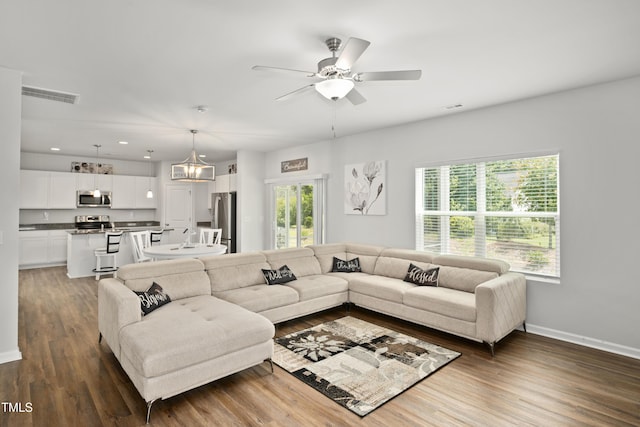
left=135, top=176, right=157, bottom=209
left=20, top=170, right=156, bottom=210
left=111, top=175, right=137, bottom=208
left=76, top=173, right=113, bottom=192
left=111, top=175, right=157, bottom=209
left=20, top=170, right=50, bottom=208
left=20, top=170, right=76, bottom=209
left=49, top=172, right=77, bottom=208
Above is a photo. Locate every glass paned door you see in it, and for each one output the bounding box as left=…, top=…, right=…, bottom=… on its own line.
left=272, top=181, right=319, bottom=249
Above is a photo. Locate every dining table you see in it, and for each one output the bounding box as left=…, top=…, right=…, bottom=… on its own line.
left=143, top=243, right=227, bottom=260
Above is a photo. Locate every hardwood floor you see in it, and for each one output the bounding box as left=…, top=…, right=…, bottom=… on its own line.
left=2, top=266, right=639, bottom=426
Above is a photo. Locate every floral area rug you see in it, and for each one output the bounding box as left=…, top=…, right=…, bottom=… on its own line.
left=273, top=316, right=460, bottom=417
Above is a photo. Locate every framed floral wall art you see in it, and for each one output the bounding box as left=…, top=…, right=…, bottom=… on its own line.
left=344, top=160, right=386, bottom=215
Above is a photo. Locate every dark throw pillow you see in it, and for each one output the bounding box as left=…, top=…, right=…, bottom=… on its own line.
left=134, top=282, right=172, bottom=315
left=331, top=256, right=362, bottom=273
left=403, top=263, right=439, bottom=287
left=262, top=265, right=297, bottom=285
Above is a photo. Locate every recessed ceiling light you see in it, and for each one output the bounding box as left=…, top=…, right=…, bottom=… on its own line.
left=118, top=141, right=129, bottom=145
left=196, top=105, right=208, bottom=113
left=50, top=147, right=60, bottom=151
left=198, top=154, right=206, bottom=158
left=143, top=155, right=151, bottom=159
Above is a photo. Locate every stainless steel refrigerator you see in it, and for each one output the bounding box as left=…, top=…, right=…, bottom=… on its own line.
left=211, top=192, right=237, bottom=253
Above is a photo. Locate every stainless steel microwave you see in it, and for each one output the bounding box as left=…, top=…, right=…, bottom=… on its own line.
left=76, top=191, right=112, bottom=208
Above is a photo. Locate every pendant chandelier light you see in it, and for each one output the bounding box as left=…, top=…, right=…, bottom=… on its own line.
left=146, top=149, right=154, bottom=199
left=171, top=129, right=215, bottom=182
left=93, top=144, right=101, bottom=197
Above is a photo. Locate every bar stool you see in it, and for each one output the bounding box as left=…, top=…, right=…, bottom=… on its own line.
left=150, top=229, right=164, bottom=245
left=94, top=231, right=123, bottom=280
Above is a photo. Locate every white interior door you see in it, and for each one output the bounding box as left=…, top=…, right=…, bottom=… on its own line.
left=164, top=184, right=193, bottom=243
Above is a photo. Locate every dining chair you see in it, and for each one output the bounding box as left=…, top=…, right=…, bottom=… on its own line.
left=199, top=228, right=222, bottom=245
left=94, top=231, right=123, bottom=280
left=130, top=231, right=152, bottom=263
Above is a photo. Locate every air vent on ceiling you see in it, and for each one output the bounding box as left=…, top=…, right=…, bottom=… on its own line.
left=21, top=85, right=79, bottom=104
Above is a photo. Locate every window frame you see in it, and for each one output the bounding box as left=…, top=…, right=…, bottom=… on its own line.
left=415, top=152, right=560, bottom=279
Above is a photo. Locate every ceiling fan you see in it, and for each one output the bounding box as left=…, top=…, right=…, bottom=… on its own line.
left=252, top=37, right=421, bottom=105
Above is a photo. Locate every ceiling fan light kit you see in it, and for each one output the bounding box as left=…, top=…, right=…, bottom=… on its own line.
left=315, top=78, right=354, bottom=100
left=253, top=36, right=421, bottom=105
left=171, top=130, right=215, bottom=182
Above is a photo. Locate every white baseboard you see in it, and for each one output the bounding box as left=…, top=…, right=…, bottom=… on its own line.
left=526, top=324, right=640, bottom=360
left=0, top=348, right=22, bottom=365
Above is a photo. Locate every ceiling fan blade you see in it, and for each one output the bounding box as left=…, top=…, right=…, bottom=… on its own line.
left=252, top=65, right=316, bottom=77
left=335, top=37, right=371, bottom=70
left=356, top=70, right=422, bottom=81
left=345, top=88, right=366, bottom=105
left=275, top=84, right=315, bottom=101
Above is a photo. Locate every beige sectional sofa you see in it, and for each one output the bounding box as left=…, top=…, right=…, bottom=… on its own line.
left=98, top=242, right=526, bottom=422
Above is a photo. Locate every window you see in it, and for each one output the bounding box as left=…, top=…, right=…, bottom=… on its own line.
left=267, top=177, right=325, bottom=249
left=416, top=153, right=559, bottom=278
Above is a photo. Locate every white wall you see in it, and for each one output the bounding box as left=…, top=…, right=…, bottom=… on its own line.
left=0, top=67, right=22, bottom=364
left=321, top=76, right=640, bottom=355
left=236, top=150, right=266, bottom=251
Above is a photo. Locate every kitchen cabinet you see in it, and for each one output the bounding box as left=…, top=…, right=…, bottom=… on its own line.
left=20, top=170, right=77, bottom=209
left=111, top=175, right=136, bottom=208
left=207, top=174, right=237, bottom=208
left=135, top=176, right=157, bottom=209
left=76, top=173, right=113, bottom=192
left=19, top=229, right=72, bottom=268
left=20, top=170, right=49, bottom=208
left=111, top=175, right=157, bottom=209
left=49, top=172, right=78, bottom=208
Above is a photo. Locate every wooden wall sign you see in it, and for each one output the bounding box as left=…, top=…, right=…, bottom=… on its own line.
left=281, top=157, right=308, bottom=173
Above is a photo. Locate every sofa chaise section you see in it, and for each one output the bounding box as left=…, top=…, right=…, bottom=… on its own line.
left=98, top=258, right=275, bottom=423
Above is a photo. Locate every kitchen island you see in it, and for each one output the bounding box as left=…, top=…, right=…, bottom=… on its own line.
left=66, top=227, right=172, bottom=278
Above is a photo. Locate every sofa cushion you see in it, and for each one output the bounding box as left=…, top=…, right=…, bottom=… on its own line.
left=348, top=275, right=415, bottom=304
left=134, top=282, right=172, bottom=316
left=308, top=243, right=383, bottom=274
left=119, top=295, right=275, bottom=378
left=437, top=266, right=498, bottom=293
left=201, top=252, right=272, bottom=292
left=262, top=265, right=297, bottom=285
left=332, top=256, right=362, bottom=273
left=262, top=247, right=321, bottom=277
left=344, top=243, right=384, bottom=274
left=403, top=264, right=439, bottom=287
left=284, top=275, right=348, bottom=301
left=403, top=287, right=476, bottom=322
left=374, top=256, right=436, bottom=280
left=213, top=285, right=299, bottom=313
left=308, top=243, right=347, bottom=273
left=117, top=258, right=210, bottom=300
left=433, top=254, right=510, bottom=275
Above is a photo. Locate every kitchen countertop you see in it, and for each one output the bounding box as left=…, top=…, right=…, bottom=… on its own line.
left=19, top=221, right=163, bottom=232
left=68, top=227, right=174, bottom=235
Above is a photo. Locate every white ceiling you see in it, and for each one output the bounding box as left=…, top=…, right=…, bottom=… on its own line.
left=2, top=0, right=640, bottom=163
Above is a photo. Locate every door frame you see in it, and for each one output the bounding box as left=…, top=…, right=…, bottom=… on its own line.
left=266, top=174, right=326, bottom=249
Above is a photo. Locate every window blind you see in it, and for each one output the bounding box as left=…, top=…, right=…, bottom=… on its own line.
left=416, top=153, right=560, bottom=278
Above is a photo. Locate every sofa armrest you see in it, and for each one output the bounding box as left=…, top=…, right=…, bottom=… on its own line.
left=475, top=272, right=526, bottom=344
left=98, top=278, right=141, bottom=360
